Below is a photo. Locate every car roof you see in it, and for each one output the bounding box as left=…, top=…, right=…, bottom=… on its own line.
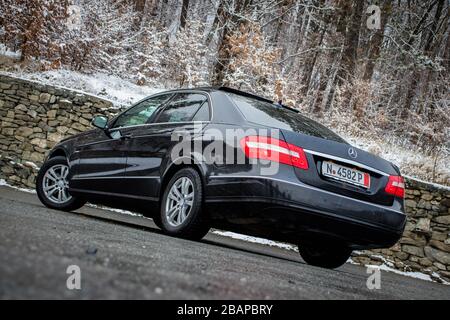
left=156, top=86, right=301, bottom=116
left=162, top=86, right=274, bottom=103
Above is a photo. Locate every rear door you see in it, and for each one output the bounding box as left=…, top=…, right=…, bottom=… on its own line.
left=120, top=92, right=210, bottom=199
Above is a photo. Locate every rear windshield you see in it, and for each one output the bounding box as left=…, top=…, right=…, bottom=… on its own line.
left=227, top=92, right=346, bottom=143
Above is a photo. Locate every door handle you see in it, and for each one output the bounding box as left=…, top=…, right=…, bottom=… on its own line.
left=120, top=134, right=133, bottom=140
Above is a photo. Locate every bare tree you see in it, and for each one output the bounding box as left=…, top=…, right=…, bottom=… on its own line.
left=212, top=0, right=253, bottom=85
left=179, top=0, right=190, bottom=29
left=363, top=1, right=392, bottom=81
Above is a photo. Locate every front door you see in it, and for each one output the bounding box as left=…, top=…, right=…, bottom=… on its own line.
left=70, top=93, right=174, bottom=195
left=70, top=129, right=127, bottom=194
left=121, top=92, right=211, bottom=199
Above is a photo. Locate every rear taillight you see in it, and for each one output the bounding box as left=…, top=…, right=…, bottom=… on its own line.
left=385, top=175, right=405, bottom=198
left=240, top=136, right=309, bottom=170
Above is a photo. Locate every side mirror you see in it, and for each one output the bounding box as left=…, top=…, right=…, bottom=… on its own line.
left=91, top=116, right=108, bottom=130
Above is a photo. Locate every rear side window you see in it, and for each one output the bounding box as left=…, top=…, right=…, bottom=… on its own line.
left=155, top=93, right=208, bottom=123
left=227, top=92, right=345, bottom=143
left=192, top=101, right=210, bottom=121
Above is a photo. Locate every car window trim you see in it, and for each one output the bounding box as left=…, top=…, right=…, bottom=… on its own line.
left=152, top=91, right=210, bottom=124
left=144, top=93, right=178, bottom=125
left=191, top=100, right=210, bottom=122
left=109, top=92, right=175, bottom=129
left=108, top=120, right=210, bottom=132
left=109, top=90, right=213, bottom=130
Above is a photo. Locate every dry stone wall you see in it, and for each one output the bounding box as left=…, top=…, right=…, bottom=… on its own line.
left=0, top=74, right=449, bottom=282
left=0, top=74, right=122, bottom=187
left=353, top=178, right=450, bottom=283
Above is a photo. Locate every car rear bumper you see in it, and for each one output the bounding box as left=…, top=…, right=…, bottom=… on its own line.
left=205, top=174, right=406, bottom=249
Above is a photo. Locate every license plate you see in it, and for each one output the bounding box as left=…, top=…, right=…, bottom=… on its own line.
left=322, top=161, right=370, bottom=188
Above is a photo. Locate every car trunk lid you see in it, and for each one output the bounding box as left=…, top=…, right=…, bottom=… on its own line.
left=281, top=130, right=400, bottom=206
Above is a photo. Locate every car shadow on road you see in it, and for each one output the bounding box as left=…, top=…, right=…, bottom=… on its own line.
left=70, top=208, right=306, bottom=265
left=67, top=206, right=357, bottom=276
left=201, top=238, right=306, bottom=265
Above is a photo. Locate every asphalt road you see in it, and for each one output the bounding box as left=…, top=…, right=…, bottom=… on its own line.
left=0, top=185, right=449, bottom=300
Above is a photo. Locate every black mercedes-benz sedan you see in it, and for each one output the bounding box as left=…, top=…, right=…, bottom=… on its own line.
left=36, top=87, right=406, bottom=268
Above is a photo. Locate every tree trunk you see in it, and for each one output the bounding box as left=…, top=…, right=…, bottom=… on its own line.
left=212, top=0, right=252, bottom=85
left=406, top=0, right=438, bottom=49
left=148, top=0, right=159, bottom=17
left=134, top=0, right=146, bottom=29
left=321, top=0, right=364, bottom=114
left=272, top=0, right=291, bottom=46
left=400, top=0, right=444, bottom=123
left=179, top=0, right=189, bottom=29
left=337, top=0, right=364, bottom=84
left=363, top=1, right=392, bottom=81
left=303, top=27, right=327, bottom=95
left=134, top=0, right=146, bottom=12
left=424, top=0, right=445, bottom=52
left=211, top=1, right=229, bottom=85
left=302, top=0, right=328, bottom=95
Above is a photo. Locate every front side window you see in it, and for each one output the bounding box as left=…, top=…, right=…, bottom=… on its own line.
left=112, top=93, right=173, bottom=128
left=155, top=93, right=208, bottom=123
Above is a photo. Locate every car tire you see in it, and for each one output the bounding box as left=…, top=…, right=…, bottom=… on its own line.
left=159, top=167, right=209, bottom=240
left=298, top=241, right=352, bottom=269
left=152, top=214, right=163, bottom=229
left=36, top=156, right=86, bottom=211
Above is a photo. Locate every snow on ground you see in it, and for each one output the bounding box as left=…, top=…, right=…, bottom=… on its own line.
left=211, top=230, right=298, bottom=251
left=1, top=69, right=165, bottom=106
left=0, top=44, right=21, bottom=60
left=349, top=252, right=450, bottom=285
left=0, top=178, right=36, bottom=194
left=87, top=203, right=145, bottom=217
left=0, top=179, right=448, bottom=285
left=369, top=263, right=449, bottom=284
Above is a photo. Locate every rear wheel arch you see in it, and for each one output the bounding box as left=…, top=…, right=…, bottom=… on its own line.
left=160, top=159, right=206, bottom=200
left=158, top=166, right=210, bottom=240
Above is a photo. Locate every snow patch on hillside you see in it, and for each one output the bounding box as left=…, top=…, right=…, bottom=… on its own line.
left=0, top=44, right=21, bottom=59
left=2, top=69, right=164, bottom=106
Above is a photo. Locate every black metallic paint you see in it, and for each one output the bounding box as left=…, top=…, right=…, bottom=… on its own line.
left=47, top=88, right=406, bottom=249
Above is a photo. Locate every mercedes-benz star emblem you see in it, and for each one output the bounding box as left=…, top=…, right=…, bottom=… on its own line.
left=348, top=147, right=358, bottom=159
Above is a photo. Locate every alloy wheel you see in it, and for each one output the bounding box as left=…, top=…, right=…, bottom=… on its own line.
left=165, top=176, right=194, bottom=227
left=42, top=164, right=72, bottom=204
